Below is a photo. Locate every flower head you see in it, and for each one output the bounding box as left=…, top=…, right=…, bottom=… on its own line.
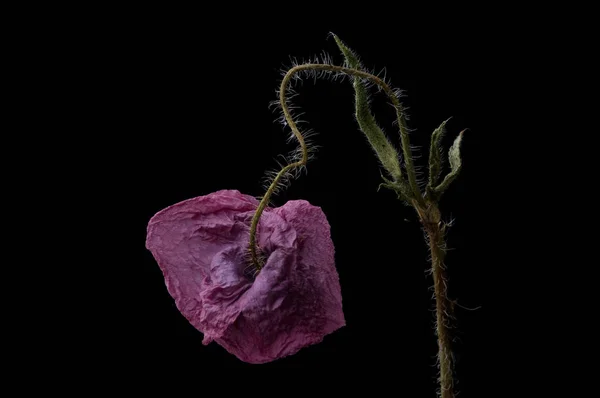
left=145, top=189, right=345, bottom=364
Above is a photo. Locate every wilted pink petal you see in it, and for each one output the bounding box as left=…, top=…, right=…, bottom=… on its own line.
left=145, top=189, right=345, bottom=363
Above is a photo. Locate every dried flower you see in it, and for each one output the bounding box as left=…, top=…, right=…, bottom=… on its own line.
left=146, top=189, right=345, bottom=364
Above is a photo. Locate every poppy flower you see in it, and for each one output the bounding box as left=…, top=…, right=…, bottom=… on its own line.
left=145, top=189, right=345, bottom=364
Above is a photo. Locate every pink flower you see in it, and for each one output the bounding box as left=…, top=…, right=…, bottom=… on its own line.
left=145, top=189, right=345, bottom=364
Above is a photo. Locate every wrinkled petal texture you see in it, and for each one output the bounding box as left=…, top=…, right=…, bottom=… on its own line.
left=145, top=190, right=345, bottom=363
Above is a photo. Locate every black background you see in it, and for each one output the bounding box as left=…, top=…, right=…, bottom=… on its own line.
left=80, top=10, right=544, bottom=396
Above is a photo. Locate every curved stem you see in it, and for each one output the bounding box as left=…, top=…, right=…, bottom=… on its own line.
left=248, top=163, right=299, bottom=269
left=248, top=63, right=421, bottom=271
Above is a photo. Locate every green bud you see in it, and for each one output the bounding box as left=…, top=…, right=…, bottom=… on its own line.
left=428, top=118, right=452, bottom=189
left=433, top=129, right=466, bottom=197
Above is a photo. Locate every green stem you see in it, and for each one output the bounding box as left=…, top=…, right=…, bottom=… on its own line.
left=248, top=163, right=299, bottom=270
left=248, top=63, right=419, bottom=271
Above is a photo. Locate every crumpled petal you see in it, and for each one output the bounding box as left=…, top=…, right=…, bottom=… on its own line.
left=145, top=189, right=345, bottom=363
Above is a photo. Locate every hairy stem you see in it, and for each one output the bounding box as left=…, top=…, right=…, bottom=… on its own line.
left=425, top=218, right=455, bottom=398
left=248, top=63, right=418, bottom=271
left=394, top=97, right=424, bottom=205
left=248, top=163, right=299, bottom=269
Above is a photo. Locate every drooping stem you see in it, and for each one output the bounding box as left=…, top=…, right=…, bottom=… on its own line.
left=248, top=63, right=418, bottom=271
left=423, top=212, right=455, bottom=398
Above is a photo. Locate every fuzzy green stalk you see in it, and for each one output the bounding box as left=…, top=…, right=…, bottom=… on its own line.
left=248, top=63, right=414, bottom=271
left=334, top=35, right=468, bottom=398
